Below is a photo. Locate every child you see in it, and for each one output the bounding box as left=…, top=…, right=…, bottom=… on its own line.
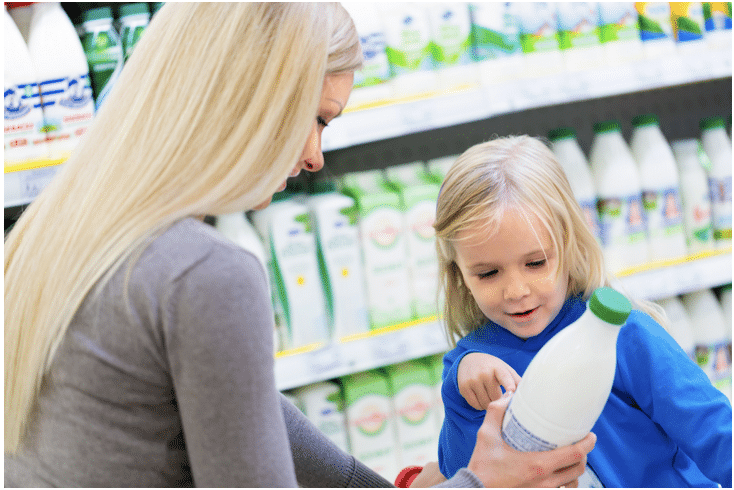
left=433, top=135, right=732, bottom=487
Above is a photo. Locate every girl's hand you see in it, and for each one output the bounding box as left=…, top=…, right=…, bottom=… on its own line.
left=458, top=352, right=521, bottom=410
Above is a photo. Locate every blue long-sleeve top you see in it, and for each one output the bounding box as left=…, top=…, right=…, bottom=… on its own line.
left=438, top=294, right=732, bottom=488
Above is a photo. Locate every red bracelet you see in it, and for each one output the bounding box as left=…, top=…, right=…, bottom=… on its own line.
left=395, top=466, right=424, bottom=488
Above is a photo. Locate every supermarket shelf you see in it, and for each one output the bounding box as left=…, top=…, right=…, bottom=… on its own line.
left=322, top=48, right=732, bottom=152
left=275, top=249, right=732, bottom=390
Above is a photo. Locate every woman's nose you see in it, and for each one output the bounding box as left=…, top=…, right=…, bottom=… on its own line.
left=300, top=126, right=324, bottom=172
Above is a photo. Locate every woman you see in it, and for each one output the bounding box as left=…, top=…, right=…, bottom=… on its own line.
left=5, top=3, right=594, bottom=487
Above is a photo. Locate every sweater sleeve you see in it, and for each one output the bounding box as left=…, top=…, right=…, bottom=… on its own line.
left=438, top=347, right=486, bottom=479
left=617, top=312, right=732, bottom=487
left=164, top=247, right=298, bottom=487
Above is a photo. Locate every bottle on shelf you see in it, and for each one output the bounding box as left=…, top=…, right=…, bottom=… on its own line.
left=556, top=2, right=605, bottom=72
left=81, top=6, right=124, bottom=110
left=295, top=381, right=351, bottom=454
left=670, top=2, right=708, bottom=66
left=4, top=6, right=49, bottom=165
left=589, top=120, right=648, bottom=273
left=548, top=127, right=600, bottom=243
left=681, top=288, right=732, bottom=400
left=597, top=2, right=644, bottom=66
left=635, top=2, right=677, bottom=60
left=657, top=295, right=696, bottom=362
left=699, top=116, right=732, bottom=248
left=501, top=287, right=631, bottom=487
left=629, top=114, right=687, bottom=262
left=118, top=2, right=150, bottom=62
left=671, top=139, right=715, bottom=253
left=26, top=1, right=95, bottom=159
left=702, top=1, right=733, bottom=52
left=513, top=2, right=564, bottom=78
left=426, top=2, right=478, bottom=91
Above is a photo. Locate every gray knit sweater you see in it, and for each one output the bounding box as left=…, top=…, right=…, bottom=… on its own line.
left=5, top=218, right=481, bottom=488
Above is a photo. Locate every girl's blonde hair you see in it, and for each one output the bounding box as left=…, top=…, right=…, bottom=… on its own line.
left=5, top=2, right=362, bottom=454
left=434, top=135, right=664, bottom=346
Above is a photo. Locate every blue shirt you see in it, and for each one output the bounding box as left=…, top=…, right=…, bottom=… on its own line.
left=438, top=294, right=732, bottom=487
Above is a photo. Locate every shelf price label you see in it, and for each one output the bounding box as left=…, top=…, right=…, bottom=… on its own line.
left=307, top=344, right=341, bottom=376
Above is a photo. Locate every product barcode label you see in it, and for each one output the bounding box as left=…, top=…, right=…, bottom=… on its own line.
left=501, top=406, right=557, bottom=452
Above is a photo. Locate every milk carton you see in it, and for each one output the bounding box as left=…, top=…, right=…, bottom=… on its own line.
left=4, top=8, right=49, bottom=164
left=81, top=7, right=124, bottom=109
left=556, top=2, right=605, bottom=72
left=118, top=3, right=150, bottom=62
left=514, top=2, right=564, bottom=77
left=420, top=354, right=446, bottom=434
left=468, top=2, right=524, bottom=87
left=384, top=164, right=441, bottom=319
left=379, top=3, right=438, bottom=97
left=426, top=3, right=478, bottom=90
left=671, top=2, right=707, bottom=53
left=307, top=190, right=371, bottom=339
left=385, top=361, right=439, bottom=469
left=635, top=2, right=677, bottom=59
left=548, top=127, right=601, bottom=243
left=589, top=120, right=648, bottom=272
left=597, top=2, right=644, bottom=65
left=342, top=370, right=400, bottom=481
left=296, top=381, right=351, bottom=454
left=703, top=2, right=733, bottom=51
left=341, top=171, right=413, bottom=329
left=630, top=114, right=687, bottom=261
left=251, top=197, right=329, bottom=349
left=657, top=296, right=697, bottom=361
left=682, top=289, right=732, bottom=400
left=342, top=3, right=393, bottom=106
left=27, top=2, right=95, bottom=159
left=699, top=117, right=732, bottom=248
left=671, top=139, right=715, bottom=253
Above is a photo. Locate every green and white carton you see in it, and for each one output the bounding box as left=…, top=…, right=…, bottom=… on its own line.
left=385, top=360, right=439, bottom=469
left=342, top=370, right=399, bottom=481
left=296, top=381, right=351, bottom=454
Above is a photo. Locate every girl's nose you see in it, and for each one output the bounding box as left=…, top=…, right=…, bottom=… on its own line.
left=504, top=271, right=530, bottom=301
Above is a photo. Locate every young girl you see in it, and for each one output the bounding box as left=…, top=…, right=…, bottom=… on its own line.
left=433, top=135, right=732, bottom=487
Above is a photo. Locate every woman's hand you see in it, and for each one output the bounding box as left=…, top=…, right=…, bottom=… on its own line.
left=458, top=353, right=521, bottom=410
left=467, top=394, right=597, bottom=488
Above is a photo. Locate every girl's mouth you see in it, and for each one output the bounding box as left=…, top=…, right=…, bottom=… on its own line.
left=509, top=307, right=538, bottom=320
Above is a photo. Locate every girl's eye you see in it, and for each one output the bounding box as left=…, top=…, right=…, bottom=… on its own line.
left=317, top=116, right=328, bottom=127
left=477, top=270, right=497, bottom=279
left=527, top=259, right=546, bottom=268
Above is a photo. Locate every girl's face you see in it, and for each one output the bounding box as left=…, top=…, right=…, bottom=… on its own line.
left=255, top=72, right=354, bottom=210
left=453, top=207, right=569, bottom=339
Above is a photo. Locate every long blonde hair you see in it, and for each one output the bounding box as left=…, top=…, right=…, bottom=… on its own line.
left=5, top=2, right=362, bottom=454
left=434, top=135, right=664, bottom=346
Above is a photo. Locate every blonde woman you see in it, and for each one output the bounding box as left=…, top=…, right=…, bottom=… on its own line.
left=433, top=135, right=732, bottom=487
left=5, top=4, right=596, bottom=487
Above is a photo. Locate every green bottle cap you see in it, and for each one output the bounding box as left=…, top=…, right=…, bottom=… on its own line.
left=588, top=287, right=632, bottom=325
left=593, top=120, right=621, bottom=134
left=547, top=127, right=576, bottom=141
left=119, top=3, right=150, bottom=18
left=631, top=114, right=659, bottom=127
left=700, top=116, right=725, bottom=131
left=83, top=6, right=113, bottom=22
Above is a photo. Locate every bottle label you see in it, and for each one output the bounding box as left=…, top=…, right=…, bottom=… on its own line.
left=579, top=198, right=601, bottom=240
left=670, top=2, right=705, bottom=42
left=38, top=74, right=95, bottom=153
left=636, top=2, right=675, bottom=41
left=82, top=22, right=124, bottom=108
left=643, top=187, right=685, bottom=237
left=354, top=32, right=391, bottom=88
left=4, top=82, right=46, bottom=160
left=469, top=4, right=521, bottom=60
left=428, top=9, right=472, bottom=67
left=384, top=14, right=432, bottom=75
left=517, top=4, right=560, bottom=54
left=597, top=195, right=647, bottom=248
left=703, top=2, right=733, bottom=32
left=598, top=4, right=640, bottom=43
left=557, top=3, right=601, bottom=50
left=122, top=19, right=148, bottom=60
left=708, top=176, right=733, bottom=240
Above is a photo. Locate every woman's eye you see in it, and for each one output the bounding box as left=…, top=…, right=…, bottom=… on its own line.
left=317, top=116, right=328, bottom=127
left=527, top=259, right=546, bottom=268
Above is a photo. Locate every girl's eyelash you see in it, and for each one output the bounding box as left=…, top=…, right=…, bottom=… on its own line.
left=527, top=259, right=546, bottom=268
left=317, top=116, right=328, bottom=127
left=478, top=270, right=497, bottom=279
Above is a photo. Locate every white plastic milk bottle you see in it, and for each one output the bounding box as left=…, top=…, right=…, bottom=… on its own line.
left=590, top=120, right=648, bottom=273
left=671, top=139, right=715, bottom=253
left=81, top=7, right=124, bottom=109
left=27, top=2, right=95, bottom=159
left=502, top=287, right=632, bottom=488
left=548, top=127, right=600, bottom=243
left=630, top=114, right=687, bottom=261
left=342, top=2, right=393, bottom=106
left=657, top=296, right=696, bottom=361
left=378, top=3, right=437, bottom=97
left=307, top=190, right=371, bottom=340
left=296, top=381, right=351, bottom=454
left=700, top=117, right=732, bottom=248
left=4, top=7, right=49, bottom=164
left=681, top=289, right=732, bottom=400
